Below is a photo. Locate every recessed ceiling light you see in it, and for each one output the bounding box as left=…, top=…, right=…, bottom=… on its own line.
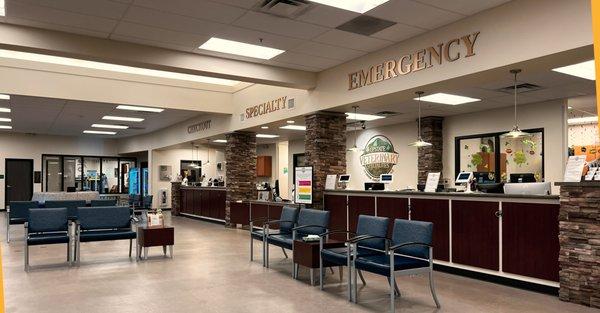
left=568, top=106, right=573, bottom=109
left=309, top=0, right=389, bottom=13
left=0, top=117, right=11, bottom=122
left=552, top=60, right=595, bottom=80
left=116, top=105, right=164, bottom=113
left=280, top=125, right=306, bottom=131
left=416, top=93, right=481, bottom=105
left=0, top=49, right=239, bottom=86
left=0, top=94, right=9, bottom=100
left=83, top=130, right=117, bottom=135
left=0, top=107, right=10, bottom=113
left=0, top=0, right=4, bottom=17
left=92, top=124, right=129, bottom=129
left=199, top=38, right=285, bottom=60
left=213, top=139, right=227, bottom=143
left=0, top=125, right=11, bottom=130
left=256, top=134, right=279, bottom=138
left=346, top=112, right=384, bottom=121
left=567, top=116, right=598, bottom=125
left=102, top=116, right=144, bottom=122
left=261, top=126, right=269, bottom=129
left=286, top=120, right=295, bottom=124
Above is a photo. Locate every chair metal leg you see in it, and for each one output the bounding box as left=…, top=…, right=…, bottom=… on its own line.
left=293, top=263, right=299, bottom=279
left=6, top=222, right=9, bottom=243
left=163, top=245, right=167, bottom=255
left=265, top=241, right=270, bottom=268
left=352, top=259, right=358, bottom=303
left=169, top=245, right=173, bottom=258
left=281, top=247, right=288, bottom=259
left=429, top=269, right=441, bottom=308
left=329, top=267, right=334, bottom=274
left=144, top=247, right=148, bottom=260
left=24, top=242, right=29, bottom=272
left=310, top=268, right=315, bottom=286
left=388, top=277, right=401, bottom=297
left=136, top=241, right=139, bottom=261
left=358, top=269, right=366, bottom=286
left=319, top=251, right=324, bottom=290
left=338, top=266, right=343, bottom=283
left=129, top=239, right=133, bottom=258
left=250, top=236, right=253, bottom=262
left=390, top=252, right=395, bottom=313
left=347, top=244, right=352, bottom=302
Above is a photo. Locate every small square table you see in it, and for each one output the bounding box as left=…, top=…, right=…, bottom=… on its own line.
left=137, top=225, right=174, bottom=260
left=293, top=239, right=345, bottom=285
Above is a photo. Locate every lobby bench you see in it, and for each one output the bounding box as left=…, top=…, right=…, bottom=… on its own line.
left=25, top=208, right=71, bottom=271
left=351, top=219, right=440, bottom=311
left=75, top=206, right=137, bottom=265
left=44, top=200, right=86, bottom=219
left=7, top=201, right=40, bottom=243
left=90, top=199, right=117, bottom=207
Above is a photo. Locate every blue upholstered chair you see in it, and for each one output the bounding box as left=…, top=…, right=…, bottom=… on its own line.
left=7, top=201, right=39, bottom=243
left=351, top=219, right=440, bottom=311
left=24, top=208, right=71, bottom=271
left=90, top=199, right=117, bottom=207
left=249, top=206, right=299, bottom=266
left=44, top=200, right=86, bottom=219
left=319, top=215, right=390, bottom=299
left=75, top=206, right=137, bottom=265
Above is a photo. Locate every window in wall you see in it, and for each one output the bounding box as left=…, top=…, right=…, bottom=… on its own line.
left=83, top=157, right=100, bottom=192
left=102, top=158, right=119, bottom=194
left=63, top=156, right=82, bottom=192
left=120, top=159, right=136, bottom=194
left=455, top=129, right=544, bottom=183
left=43, top=156, right=62, bottom=192
left=180, top=160, right=201, bottom=183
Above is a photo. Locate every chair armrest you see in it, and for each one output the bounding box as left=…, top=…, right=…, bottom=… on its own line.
left=348, top=235, right=390, bottom=244
left=131, top=216, right=140, bottom=223
left=263, top=219, right=294, bottom=226
left=389, top=242, right=432, bottom=251
left=318, top=230, right=356, bottom=238
left=249, top=217, right=270, bottom=223
left=292, top=224, right=326, bottom=231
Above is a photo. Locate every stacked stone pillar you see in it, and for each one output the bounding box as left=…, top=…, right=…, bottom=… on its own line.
left=305, top=112, right=347, bottom=208
left=170, top=182, right=181, bottom=216
left=418, top=116, right=444, bottom=185
left=225, top=131, right=257, bottom=226
left=556, top=182, right=600, bottom=308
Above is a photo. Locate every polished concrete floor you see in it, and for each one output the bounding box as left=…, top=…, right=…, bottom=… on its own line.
left=1, top=212, right=598, bottom=313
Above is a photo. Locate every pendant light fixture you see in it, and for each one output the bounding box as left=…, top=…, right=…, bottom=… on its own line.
left=502, top=69, right=530, bottom=138
left=189, top=142, right=199, bottom=169
left=348, top=106, right=362, bottom=152
left=204, top=139, right=211, bottom=166
left=408, top=91, right=432, bottom=147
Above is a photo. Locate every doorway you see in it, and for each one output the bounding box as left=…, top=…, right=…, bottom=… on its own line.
left=5, top=159, right=34, bottom=209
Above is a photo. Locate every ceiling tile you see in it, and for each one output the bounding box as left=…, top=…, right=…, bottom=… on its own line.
left=4, top=16, right=110, bottom=38
left=123, top=6, right=228, bottom=36
left=133, top=0, right=247, bottom=24
left=371, top=23, right=425, bottom=42
left=16, top=0, right=130, bottom=19
left=295, top=4, right=360, bottom=28
left=271, top=51, right=342, bottom=69
left=5, top=0, right=118, bottom=33
left=211, top=25, right=304, bottom=50
left=290, top=41, right=365, bottom=61
left=413, top=0, right=511, bottom=15
left=232, top=11, right=329, bottom=40
left=112, top=21, right=210, bottom=48
left=208, top=0, right=259, bottom=9
left=368, top=0, right=464, bottom=30
left=111, top=34, right=195, bottom=52
left=312, top=29, right=393, bottom=52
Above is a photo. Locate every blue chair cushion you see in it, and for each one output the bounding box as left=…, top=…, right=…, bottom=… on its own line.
left=79, top=230, right=136, bottom=242
left=296, top=209, right=330, bottom=236
left=27, top=232, right=69, bottom=245
left=279, top=206, right=300, bottom=233
left=354, top=254, right=430, bottom=277
left=9, top=217, right=28, bottom=225
left=356, top=215, right=390, bottom=250
left=9, top=201, right=39, bottom=220
left=391, top=219, right=433, bottom=259
left=321, top=246, right=382, bottom=266
left=77, top=206, right=132, bottom=230
left=44, top=200, right=86, bottom=218
left=90, top=199, right=117, bottom=207
left=28, top=208, right=68, bottom=233
left=268, top=233, right=294, bottom=250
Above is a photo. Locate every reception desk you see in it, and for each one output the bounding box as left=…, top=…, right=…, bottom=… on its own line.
left=179, top=186, right=226, bottom=222
left=324, top=189, right=560, bottom=290
left=230, top=200, right=300, bottom=227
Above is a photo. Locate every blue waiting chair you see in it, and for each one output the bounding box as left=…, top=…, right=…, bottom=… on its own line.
left=249, top=206, right=299, bottom=266
left=24, top=208, right=71, bottom=271
left=44, top=200, right=86, bottom=219
left=351, top=219, right=441, bottom=311
left=7, top=201, right=39, bottom=243
left=319, top=215, right=390, bottom=299
left=90, top=199, right=117, bottom=207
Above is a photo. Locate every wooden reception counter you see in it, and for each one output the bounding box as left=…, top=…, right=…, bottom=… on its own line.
left=324, top=189, right=560, bottom=291
left=230, top=200, right=300, bottom=227
left=179, top=186, right=227, bottom=222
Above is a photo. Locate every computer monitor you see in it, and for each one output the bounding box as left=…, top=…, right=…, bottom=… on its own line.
left=509, top=173, right=536, bottom=183
left=338, top=174, right=350, bottom=183
left=473, top=172, right=495, bottom=184
left=380, top=174, right=393, bottom=184
left=455, top=172, right=473, bottom=184
left=364, top=182, right=385, bottom=191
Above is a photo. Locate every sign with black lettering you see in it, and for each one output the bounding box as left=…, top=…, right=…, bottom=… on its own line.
left=187, top=120, right=211, bottom=134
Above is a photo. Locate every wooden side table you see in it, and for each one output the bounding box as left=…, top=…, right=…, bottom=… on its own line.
left=137, top=225, right=174, bottom=260
left=293, top=239, right=345, bottom=285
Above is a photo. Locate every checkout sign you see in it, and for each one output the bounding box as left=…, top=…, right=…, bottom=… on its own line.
left=295, top=166, right=313, bottom=204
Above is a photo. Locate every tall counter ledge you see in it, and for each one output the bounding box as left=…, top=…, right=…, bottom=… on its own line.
left=554, top=181, right=600, bottom=308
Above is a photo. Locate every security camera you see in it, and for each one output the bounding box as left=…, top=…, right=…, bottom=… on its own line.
left=360, top=121, right=366, bottom=130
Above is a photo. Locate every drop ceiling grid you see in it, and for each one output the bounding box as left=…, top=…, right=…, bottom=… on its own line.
left=0, top=0, right=514, bottom=72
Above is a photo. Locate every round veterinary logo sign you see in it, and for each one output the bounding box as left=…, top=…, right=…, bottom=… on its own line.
left=359, top=135, right=399, bottom=180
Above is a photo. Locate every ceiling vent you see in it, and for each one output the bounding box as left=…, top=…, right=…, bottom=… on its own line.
left=255, top=0, right=313, bottom=18
left=495, top=83, right=544, bottom=94
left=336, top=15, right=396, bottom=36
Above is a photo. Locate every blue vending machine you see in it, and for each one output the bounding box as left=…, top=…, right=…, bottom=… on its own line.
left=128, top=167, right=140, bottom=196
left=142, top=168, right=149, bottom=196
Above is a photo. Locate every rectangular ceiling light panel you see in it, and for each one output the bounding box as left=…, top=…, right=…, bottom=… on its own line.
left=199, top=38, right=285, bottom=60
left=83, top=130, right=117, bottom=135
left=0, top=0, right=4, bottom=17
left=309, top=0, right=389, bottom=13
left=0, top=117, right=11, bottom=122
left=0, top=94, right=9, bottom=100
left=256, top=134, right=280, bottom=138
left=346, top=112, right=384, bottom=121
left=0, top=108, right=10, bottom=113
left=102, top=116, right=144, bottom=122
left=417, top=93, right=481, bottom=105
left=116, top=105, right=164, bottom=113
left=213, top=139, right=227, bottom=143
left=0, top=125, right=11, bottom=129
left=552, top=60, right=596, bottom=80
left=280, top=125, right=307, bottom=131
left=92, top=124, right=129, bottom=129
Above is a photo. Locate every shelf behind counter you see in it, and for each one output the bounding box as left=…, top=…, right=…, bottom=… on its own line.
left=179, top=186, right=227, bottom=222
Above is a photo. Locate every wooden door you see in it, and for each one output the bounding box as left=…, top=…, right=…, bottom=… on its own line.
left=324, top=194, right=347, bottom=240
left=410, top=199, right=450, bottom=261
left=5, top=159, right=33, bottom=208
left=376, top=197, right=408, bottom=238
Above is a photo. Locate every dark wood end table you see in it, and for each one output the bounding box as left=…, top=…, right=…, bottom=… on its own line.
left=293, top=239, right=345, bottom=285
left=137, top=225, right=174, bottom=260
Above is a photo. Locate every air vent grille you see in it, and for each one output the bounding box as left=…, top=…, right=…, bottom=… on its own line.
left=336, top=15, right=396, bottom=36
left=495, top=83, right=544, bottom=94
left=255, top=0, right=312, bottom=18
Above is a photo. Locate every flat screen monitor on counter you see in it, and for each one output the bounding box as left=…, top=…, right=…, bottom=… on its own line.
left=510, top=173, right=536, bottom=183
left=365, top=182, right=385, bottom=191
left=380, top=174, right=393, bottom=183
left=338, top=174, right=350, bottom=183
left=455, top=172, right=473, bottom=184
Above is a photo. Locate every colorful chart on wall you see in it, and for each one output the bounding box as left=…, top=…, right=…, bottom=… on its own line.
left=295, top=166, right=313, bottom=204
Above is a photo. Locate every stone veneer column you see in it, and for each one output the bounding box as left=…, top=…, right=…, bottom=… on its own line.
left=225, top=131, right=257, bottom=226
left=556, top=181, right=600, bottom=308
left=171, top=182, right=181, bottom=216
left=418, top=116, right=444, bottom=185
left=305, top=112, right=347, bottom=208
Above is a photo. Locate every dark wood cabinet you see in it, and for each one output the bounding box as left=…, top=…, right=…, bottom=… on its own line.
left=256, top=156, right=272, bottom=177
left=410, top=199, right=450, bottom=261
left=452, top=200, right=500, bottom=270
left=214, top=190, right=226, bottom=220
left=324, top=194, right=348, bottom=241
left=251, top=203, right=269, bottom=227
left=348, top=196, right=376, bottom=234
left=502, top=202, right=560, bottom=281
left=376, top=197, right=409, bottom=238
left=179, top=188, right=226, bottom=221
left=230, top=202, right=250, bottom=225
